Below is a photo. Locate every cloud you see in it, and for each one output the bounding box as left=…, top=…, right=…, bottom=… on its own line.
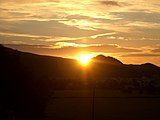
left=111, top=12, right=160, bottom=23
left=0, top=32, right=49, bottom=38
left=0, top=0, right=59, bottom=4
left=90, top=32, right=116, bottom=39
left=0, top=20, right=109, bottom=38
left=152, top=48, right=160, bottom=52
left=100, top=0, right=120, bottom=6
left=121, top=53, right=160, bottom=57
left=0, top=32, right=53, bottom=45
left=0, top=0, right=160, bottom=51
left=85, top=44, right=142, bottom=53
left=4, top=43, right=142, bottom=58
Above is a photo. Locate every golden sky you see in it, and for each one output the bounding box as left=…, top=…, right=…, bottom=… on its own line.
left=0, top=0, right=160, bottom=65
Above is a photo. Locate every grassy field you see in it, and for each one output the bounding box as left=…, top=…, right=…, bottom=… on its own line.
left=45, top=90, right=160, bottom=120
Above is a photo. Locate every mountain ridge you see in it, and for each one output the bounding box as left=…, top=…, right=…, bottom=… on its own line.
left=1, top=44, right=160, bottom=79
left=1, top=44, right=159, bottom=67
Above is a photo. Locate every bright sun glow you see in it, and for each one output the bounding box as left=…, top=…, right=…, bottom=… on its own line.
left=77, top=54, right=93, bottom=66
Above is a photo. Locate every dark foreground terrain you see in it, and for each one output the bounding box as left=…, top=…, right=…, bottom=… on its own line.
left=0, top=44, right=160, bottom=120
left=45, top=90, right=160, bottom=120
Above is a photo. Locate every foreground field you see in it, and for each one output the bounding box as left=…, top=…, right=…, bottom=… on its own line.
left=45, top=90, right=160, bottom=120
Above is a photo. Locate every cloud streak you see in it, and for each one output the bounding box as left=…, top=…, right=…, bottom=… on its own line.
left=121, top=53, right=160, bottom=57
left=100, top=0, right=120, bottom=6
left=4, top=43, right=142, bottom=56
left=152, top=48, right=160, bottom=53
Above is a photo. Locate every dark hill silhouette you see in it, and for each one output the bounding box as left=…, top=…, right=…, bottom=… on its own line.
left=92, top=55, right=123, bottom=65
left=0, top=44, right=160, bottom=120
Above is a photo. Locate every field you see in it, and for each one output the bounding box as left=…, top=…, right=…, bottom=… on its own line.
left=45, top=90, right=160, bottom=120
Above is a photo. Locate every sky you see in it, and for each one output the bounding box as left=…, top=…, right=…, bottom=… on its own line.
left=0, top=0, right=160, bottom=66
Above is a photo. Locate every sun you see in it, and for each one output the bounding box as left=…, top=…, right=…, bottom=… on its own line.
left=77, top=54, right=93, bottom=66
